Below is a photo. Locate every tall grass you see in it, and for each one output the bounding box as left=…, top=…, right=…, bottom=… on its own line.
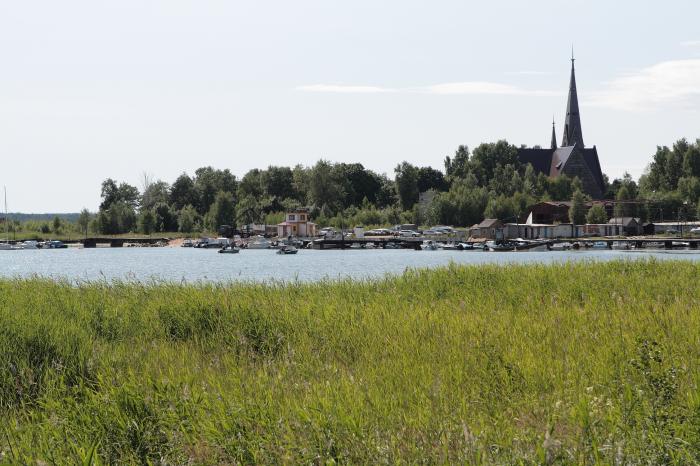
left=1, top=260, right=700, bottom=463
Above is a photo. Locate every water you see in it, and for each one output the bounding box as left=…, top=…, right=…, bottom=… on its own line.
left=1, top=247, right=700, bottom=283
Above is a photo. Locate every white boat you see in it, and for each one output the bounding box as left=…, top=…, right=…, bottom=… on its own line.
left=22, top=240, right=38, bottom=249
left=611, top=241, right=631, bottom=250
left=247, top=236, right=272, bottom=249
left=549, top=242, right=572, bottom=251
left=592, top=241, right=609, bottom=249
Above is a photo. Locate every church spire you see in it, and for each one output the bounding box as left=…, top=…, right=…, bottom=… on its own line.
left=561, top=49, right=584, bottom=148
left=550, top=118, right=557, bottom=149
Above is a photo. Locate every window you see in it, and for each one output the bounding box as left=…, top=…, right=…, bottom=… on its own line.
left=300, top=215, right=305, bottom=221
left=288, top=214, right=295, bottom=221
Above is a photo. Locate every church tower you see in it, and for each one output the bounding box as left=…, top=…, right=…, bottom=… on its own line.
left=550, top=119, right=557, bottom=149
left=561, top=52, right=584, bottom=148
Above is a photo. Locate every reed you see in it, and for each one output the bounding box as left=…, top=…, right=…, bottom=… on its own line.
left=1, top=259, right=699, bottom=464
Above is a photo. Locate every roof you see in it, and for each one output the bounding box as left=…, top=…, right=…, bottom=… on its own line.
left=516, top=148, right=553, bottom=174
left=477, top=218, right=501, bottom=228
left=516, top=145, right=605, bottom=198
left=549, top=146, right=576, bottom=177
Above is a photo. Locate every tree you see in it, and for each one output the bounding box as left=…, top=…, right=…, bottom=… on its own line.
left=308, top=160, right=345, bottom=214
left=569, top=190, right=587, bottom=225
left=416, top=166, right=448, bottom=193
left=394, top=162, right=420, bottom=210
left=177, top=205, right=199, bottom=233
left=77, top=209, right=91, bottom=237
left=141, top=180, right=170, bottom=211
left=207, top=191, right=236, bottom=230
left=139, top=209, right=156, bottom=235
left=52, top=216, right=62, bottom=235
left=99, top=179, right=140, bottom=210
left=444, top=145, right=470, bottom=180
left=169, top=173, right=198, bottom=211
left=586, top=204, right=608, bottom=224
left=194, top=167, right=238, bottom=215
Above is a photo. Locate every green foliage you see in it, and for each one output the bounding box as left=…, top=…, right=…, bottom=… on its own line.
left=2, top=261, right=700, bottom=463
left=586, top=204, right=608, bottom=224
left=177, top=205, right=200, bottom=233
left=207, top=191, right=236, bottom=230
left=569, top=190, right=588, bottom=225
left=138, top=209, right=155, bottom=235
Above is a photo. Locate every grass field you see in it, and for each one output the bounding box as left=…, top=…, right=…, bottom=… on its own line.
left=1, top=260, right=699, bottom=464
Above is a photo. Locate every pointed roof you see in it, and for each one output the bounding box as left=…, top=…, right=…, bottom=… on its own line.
left=550, top=119, right=557, bottom=149
left=561, top=52, right=584, bottom=148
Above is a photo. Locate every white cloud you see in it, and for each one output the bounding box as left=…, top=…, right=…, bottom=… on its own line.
left=422, top=81, right=559, bottom=96
left=296, top=84, right=392, bottom=93
left=298, top=81, right=558, bottom=97
left=586, top=59, right=700, bottom=111
left=680, top=40, right=700, bottom=47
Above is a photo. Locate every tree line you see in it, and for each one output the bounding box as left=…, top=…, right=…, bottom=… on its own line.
left=42, top=137, right=700, bottom=236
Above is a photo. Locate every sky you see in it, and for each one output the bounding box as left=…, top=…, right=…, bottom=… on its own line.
left=1, top=1, right=700, bottom=212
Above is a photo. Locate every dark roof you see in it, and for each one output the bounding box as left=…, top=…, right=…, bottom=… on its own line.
left=477, top=218, right=501, bottom=228
left=550, top=146, right=576, bottom=177
left=517, top=148, right=553, bottom=174
left=581, top=146, right=605, bottom=193
left=562, top=58, right=584, bottom=148
left=517, top=145, right=605, bottom=197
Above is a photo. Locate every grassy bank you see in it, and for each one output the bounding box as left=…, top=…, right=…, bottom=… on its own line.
left=1, top=261, right=700, bottom=464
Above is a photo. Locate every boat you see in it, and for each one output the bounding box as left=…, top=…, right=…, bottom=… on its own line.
left=548, top=242, right=572, bottom=251
left=457, top=242, right=475, bottom=250
left=277, top=245, right=298, bottom=255
left=247, top=236, right=272, bottom=249
left=591, top=241, right=609, bottom=249
left=181, top=239, right=194, bottom=247
left=42, top=240, right=68, bottom=249
left=21, top=240, right=38, bottom=249
left=611, top=241, right=631, bottom=250
left=486, top=240, right=516, bottom=252
left=422, top=240, right=438, bottom=251
left=218, top=245, right=240, bottom=254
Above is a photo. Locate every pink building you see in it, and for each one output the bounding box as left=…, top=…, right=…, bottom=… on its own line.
left=277, top=209, right=317, bottom=238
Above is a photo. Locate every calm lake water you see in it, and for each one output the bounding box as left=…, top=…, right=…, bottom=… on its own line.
left=1, top=247, right=700, bottom=283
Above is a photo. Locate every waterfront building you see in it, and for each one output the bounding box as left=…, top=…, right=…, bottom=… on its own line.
left=277, top=208, right=317, bottom=238
left=516, top=54, right=605, bottom=198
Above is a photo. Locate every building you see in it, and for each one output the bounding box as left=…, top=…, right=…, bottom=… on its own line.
left=607, top=217, right=642, bottom=236
left=276, top=209, right=317, bottom=238
left=516, top=54, right=606, bottom=198
left=524, top=200, right=615, bottom=225
left=468, top=218, right=502, bottom=239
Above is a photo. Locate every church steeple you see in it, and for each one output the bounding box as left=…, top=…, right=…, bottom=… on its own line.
left=561, top=50, right=584, bottom=148
left=550, top=118, right=557, bottom=149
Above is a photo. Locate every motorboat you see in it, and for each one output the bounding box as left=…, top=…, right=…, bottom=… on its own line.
left=218, top=245, right=240, bottom=254
left=42, top=240, right=68, bottom=249
left=591, top=241, right=609, bottom=249
left=611, top=241, right=631, bottom=250
left=277, top=245, right=298, bottom=255
left=21, top=240, right=38, bottom=249
left=548, top=242, right=572, bottom=251
left=247, top=236, right=272, bottom=249
left=181, top=239, right=194, bottom=247
left=422, top=240, right=438, bottom=251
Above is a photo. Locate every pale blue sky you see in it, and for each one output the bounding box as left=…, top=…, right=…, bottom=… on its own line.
left=1, top=0, right=699, bottom=212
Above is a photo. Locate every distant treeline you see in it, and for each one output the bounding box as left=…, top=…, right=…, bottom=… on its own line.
left=11, top=138, right=700, bottom=237
left=5, top=213, right=80, bottom=223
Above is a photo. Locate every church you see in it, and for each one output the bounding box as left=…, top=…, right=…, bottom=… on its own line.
left=516, top=56, right=606, bottom=199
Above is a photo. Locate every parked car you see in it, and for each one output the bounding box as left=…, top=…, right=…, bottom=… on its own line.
left=399, top=230, right=421, bottom=237
left=690, top=227, right=700, bottom=234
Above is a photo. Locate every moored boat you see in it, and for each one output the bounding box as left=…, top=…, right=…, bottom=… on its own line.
left=277, top=245, right=298, bottom=254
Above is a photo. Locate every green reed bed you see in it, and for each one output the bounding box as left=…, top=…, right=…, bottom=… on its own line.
left=1, top=260, right=700, bottom=464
